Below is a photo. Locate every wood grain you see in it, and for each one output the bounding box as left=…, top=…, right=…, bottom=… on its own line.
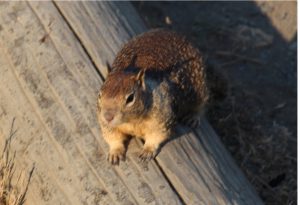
left=0, top=1, right=264, bottom=205
left=0, top=2, right=180, bottom=204
left=55, top=2, right=264, bottom=204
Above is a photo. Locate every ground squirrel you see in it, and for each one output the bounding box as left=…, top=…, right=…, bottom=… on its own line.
left=97, top=29, right=209, bottom=164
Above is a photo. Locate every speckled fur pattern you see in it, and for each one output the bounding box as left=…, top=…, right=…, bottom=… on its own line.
left=97, top=29, right=208, bottom=164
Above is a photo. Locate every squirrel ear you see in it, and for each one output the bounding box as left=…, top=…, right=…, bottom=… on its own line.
left=106, top=61, right=112, bottom=73
left=129, top=54, right=138, bottom=67
left=135, top=69, right=146, bottom=89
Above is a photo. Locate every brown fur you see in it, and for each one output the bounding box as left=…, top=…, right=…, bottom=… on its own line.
left=97, top=29, right=209, bottom=164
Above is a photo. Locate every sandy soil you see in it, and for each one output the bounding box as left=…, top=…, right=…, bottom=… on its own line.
left=133, top=2, right=297, bottom=205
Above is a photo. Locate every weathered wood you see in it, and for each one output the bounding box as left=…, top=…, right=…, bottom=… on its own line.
left=55, top=2, right=264, bottom=205
left=54, top=1, right=146, bottom=78
left=0, top=1, right=264, bottom=205
left=0, top=2, right=180, bottom=205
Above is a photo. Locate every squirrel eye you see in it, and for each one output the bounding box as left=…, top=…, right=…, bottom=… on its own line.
left=125, top=92, right=135, bottom=106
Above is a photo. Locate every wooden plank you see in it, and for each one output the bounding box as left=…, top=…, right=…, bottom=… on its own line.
left=54, top=2, right=264, bottom=205
left=54, top=1, right=146, bottom=78
left=0, top=1, right=181, bottom=204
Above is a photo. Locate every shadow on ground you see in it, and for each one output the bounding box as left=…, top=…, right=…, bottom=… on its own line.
left=133, top=1, right=297, bottom=205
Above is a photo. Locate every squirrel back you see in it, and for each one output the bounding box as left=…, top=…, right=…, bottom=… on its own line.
left=100, top=29, right=208, bottom=123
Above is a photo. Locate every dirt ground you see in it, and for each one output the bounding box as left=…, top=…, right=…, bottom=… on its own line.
left=133, top=1, right=297, bottom=205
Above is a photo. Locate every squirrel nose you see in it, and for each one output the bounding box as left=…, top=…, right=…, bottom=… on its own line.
left=104, top=112, right=114, bottom=122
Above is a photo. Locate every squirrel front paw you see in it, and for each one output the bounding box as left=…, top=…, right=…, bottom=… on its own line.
left=107, top=147, right=126, bottom=165
left=139, top=146, right=158, bottom=162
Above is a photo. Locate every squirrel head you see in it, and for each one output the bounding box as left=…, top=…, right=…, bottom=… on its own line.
left=98, top=67, right=150, bottom=128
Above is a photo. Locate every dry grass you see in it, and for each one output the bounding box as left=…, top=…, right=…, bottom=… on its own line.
left=193, top=16, right=296, bottom=205
left=0, top=119, right=34, bottom=205
left=207, top=89, right=296, bottom=205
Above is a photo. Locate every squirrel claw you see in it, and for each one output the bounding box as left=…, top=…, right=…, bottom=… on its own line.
left=181, top=115, right=201, bottom=128
left=107, top=149, right=125, bottom=165
left=138, top=148, right=157, bottom=162
left=187, top=118, right=201, bottom=128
